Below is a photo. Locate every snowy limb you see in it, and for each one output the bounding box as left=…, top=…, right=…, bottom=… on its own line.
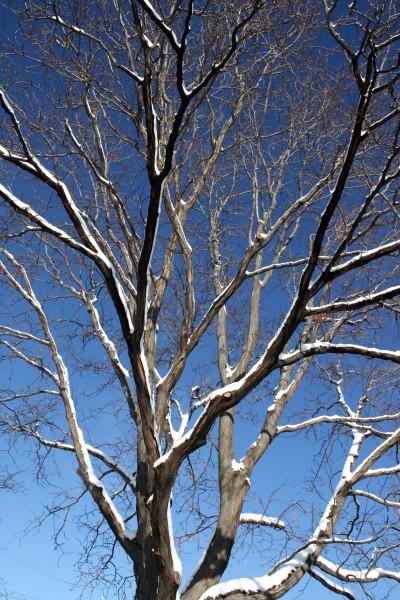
left=309, top=568, right=358, bottom=599
left=239, top=513, right=285, bottom=530
left=315, top=556, right=400, bottom=585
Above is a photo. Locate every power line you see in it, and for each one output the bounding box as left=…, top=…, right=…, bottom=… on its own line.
left=0, top=588, right=47, bottom=600
left=0, top=551, right=71, bottom=586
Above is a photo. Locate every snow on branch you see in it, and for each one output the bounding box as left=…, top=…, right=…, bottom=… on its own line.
left=185, top=0, right=265, bottom=99
left=350, top=489, right=400, bottom=509
left=0, top=138, right=135, bottom=336
left=277, top=412, right=397, bottom=436
left=49, top=14, right=143, bottom=82
left=82, top=292, right=137, bottom=416
left=0, top=184, right=97, bottom=259
left=309, top=567, right=358, bottom=599
left=329, top=239, right=400, bottom=277
left=135, top=0, right=181, bottom=52
left=363, top=464, right=400, bottom=478
left=239, top=513, right=285, bottom=530
left=198, top=546, right=317, bottom=599
left=17, top=430, right=136, bottom=488
left=0, top=249, right=136, bottom=548
left=279, top=342, right=400, bottom=366
left=315, top=555, right=400, bottom=584
left=306, top=285, right=400, bottom=315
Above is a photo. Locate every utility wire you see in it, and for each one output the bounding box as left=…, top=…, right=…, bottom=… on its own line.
left=0, top=551, right=71, bottom=585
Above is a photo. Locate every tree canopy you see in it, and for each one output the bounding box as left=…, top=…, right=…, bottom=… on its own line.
left=0, top=1, right=400, bottom=599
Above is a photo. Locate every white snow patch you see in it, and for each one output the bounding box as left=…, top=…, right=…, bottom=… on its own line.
left=124, top=527, right=137, bottom=540
left=341, top=430, right=364, bottom=480
left=169, top=410, right=189, bottom=443
left=168, top=500, right=182, bottom=576
left=0, top=89, right=15, bottom=114
left=275, top=381, right=295, bottom=401
left=240, top=513, right=285, bottom=529
left=225, top=364, right=235, bottom=378
left=231, top=459, right=245, bottom=472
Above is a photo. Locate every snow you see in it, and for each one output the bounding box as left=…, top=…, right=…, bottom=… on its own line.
left=154, top=406, right=211, bottom=467
left=154, top=450, right=172, bottom=468
left=143, top=33, right=155, bottom=48
left=167, top=500, right=182, bottom=576
left=124, top=527, right=137, bottom=540
left=300, top=342, right=323, bottom=351
left=90, top=303, right=131, bottom=376
left=0, top=89, right=15, bottom=114
left=0, top=184, right=97, bottom=257
left=0, top=145, right=37, bottom=169
left=140, top=346, right=152, bottom=401
left=231, top=459, right=245, bottom=472
left=307, top=285, right=400, bottom=314
left=274, top=381, right=295, bottom=401
left=151, top=103, right=161, bottom=176
left=86, top=445, right=136, bottom=486
left=181, top=83, right=190, bottom=97
left=169, top=409, right=189, bottom=443
left=364, top=463, right=400, bottom=478
left=51, top=14, right=88, bottom=38
left=239, top=513, right=285, bottom=529
left=278, top=341, right=400, bottom=364
left=341, top=430, right=364, bottom=480
left=199, top=546, right=316, bottom=599
left=112, top=274, right=135, bottom=332
left=316, top=555, right=400, bottom=584
left=225, top=364, right=235, bottom=378
left=331, top=240, right=400, bottom=274
left=311, top=567, right=358, bottom=599
left=140, top=0, right=163, bottom=22
left=139, top=0, right=181, bottom=49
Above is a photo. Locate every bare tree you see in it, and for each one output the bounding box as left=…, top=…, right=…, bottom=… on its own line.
left=0, top=1, right=400, bottom=599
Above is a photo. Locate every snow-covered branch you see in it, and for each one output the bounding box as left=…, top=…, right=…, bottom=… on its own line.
left=315, top=555, right=400, bottom=584
left=279, top=342, right=400, bottom=367
left=309, top=568, right=357, bottom=599
left=239, top=513, right=285, bottom=530
left=305, top=285, right=400, bottom=316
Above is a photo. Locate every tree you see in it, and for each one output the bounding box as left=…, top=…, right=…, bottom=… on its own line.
left=0, top=0, right=400, bottom=598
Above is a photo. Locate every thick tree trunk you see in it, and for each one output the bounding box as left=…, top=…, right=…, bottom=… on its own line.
left=182, top=471, right=250, bottom=600
left=135, top=427, right=160, bottom=600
